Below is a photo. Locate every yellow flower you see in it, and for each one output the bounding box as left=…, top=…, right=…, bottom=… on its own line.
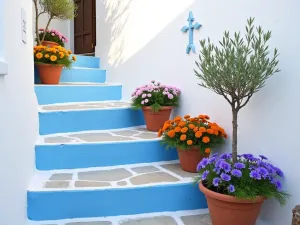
left=59, top=52, right=65, bottom=58
left=45, top=54, right=50, bottom=58
left=36, top=53, right=43, bottom=59
left=50, top=55, right=57, bottom=62
left=68, top=50, right=72, bottom=54
left=72, top=55, right=76, bottom=61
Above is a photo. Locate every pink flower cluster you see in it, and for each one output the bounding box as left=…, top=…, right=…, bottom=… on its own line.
left=39, top=28, right=69, bottom=43
left=131, top=81, right=180, bottom=105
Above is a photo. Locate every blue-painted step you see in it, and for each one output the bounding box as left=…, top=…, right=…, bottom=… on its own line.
left=60, top=68, right=106, bottom=83
left=35, top=84, right=122, bottom=105
left=71, top=55, right=100, bottom=68
left=36, top=140, right=178, bottom=170
left=39, top=107, right=144, bottom=135
left=27, top=183, right=207, bottom=221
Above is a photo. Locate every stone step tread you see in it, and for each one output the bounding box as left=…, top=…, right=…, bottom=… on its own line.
left=28, top=161, right=198, bottom=191
left=69, top=67, right=105, bottom=70
left=37, top=126, right=159, bottom=145
left=39, top=101, right=131, bottom=112
left=28, top=210, right=211, bottom=225
left=35, top=82, right=121, bottom=86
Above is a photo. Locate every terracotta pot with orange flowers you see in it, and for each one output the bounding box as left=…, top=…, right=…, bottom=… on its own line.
left=34, top=45, right=76, bottom=84
left=159, top=114, right=227, bottom=173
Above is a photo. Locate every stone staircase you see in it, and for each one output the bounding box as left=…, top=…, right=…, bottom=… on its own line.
left=28, top=56, right=210, bottom=225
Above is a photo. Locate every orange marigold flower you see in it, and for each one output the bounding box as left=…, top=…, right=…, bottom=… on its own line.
left=199, top=115, right=205, bottom=119
left=167, top=130, right=176, bottom=138
left=205, top=115, right=210, bottom=120
left=174, top=116, right=182, bottom=122
left=158, top=129, right=162, bottom=137
left=188, top=124, right=195, bottom=129
left=199, top=127, right=206, bottom=132
left=202, top=136, right=210, bottom=143
left=193, top=127, right=199, bottom=132
left=162, top=124, right=171, bottom=132
left=213, top=130, right=219, bottom=135
left=36, top=53, right=43, bottom=59
left=211, top=126, right=219, bottom=131
left=224, top=133, right=228, bottom=138
left=165, top=120, right=171, bottom=124
left=195, top=131, right=203, bottom=138
left=180, top=134, right=187, bottom=141
left=184, top=114, right=191, bottom=119
left=181, top=127, right=188, bottom=133
left=205, top=148, right=211, bottom=154
left=174, top=126, right=181, bottom=133
left=201, top=119, right=207, bottom=123
left=187, top=140, right=193, bottom=146
left=50, top=55, right=57, bottom=61
left=178, top=121, right=186, bottom=127
left=206, top=129, right=214, bottom=134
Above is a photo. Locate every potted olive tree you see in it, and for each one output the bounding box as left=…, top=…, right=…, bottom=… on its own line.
left=194, top=18, right=289, bottom=225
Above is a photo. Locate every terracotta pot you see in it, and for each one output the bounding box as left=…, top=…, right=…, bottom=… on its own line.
left=142, top=106, right=173, bottom=131
left=41, top=41, right=59, bottom=47
left=36, top=64, right=63, bottom=84
left=177, top=148, right=209, bottom=173
left=199, top=182, right=265, bottom=225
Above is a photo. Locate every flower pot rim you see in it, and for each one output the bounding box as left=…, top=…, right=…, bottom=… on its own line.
left=177, top=147, right=201, bottom=151
left=199, top=181, right=266, bottom=204
left=41, top=40, right=59, bottom=44
left=35, top=63, right=64, bottom=67
left=142, top=106, right=174, bottom=110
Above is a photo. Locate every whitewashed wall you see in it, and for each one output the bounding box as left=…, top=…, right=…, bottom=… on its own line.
left=96, top=0, right=300, bottom=224
left=0, top=0, right=39, bottom=224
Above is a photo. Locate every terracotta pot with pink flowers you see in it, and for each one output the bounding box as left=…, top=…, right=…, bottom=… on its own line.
left=37, top=28, right=69, bottom=47
left=131, top=81, right=181, bottom=131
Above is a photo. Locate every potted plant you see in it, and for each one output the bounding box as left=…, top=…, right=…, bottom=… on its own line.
left=158, top=115, right=227, bottom=173
left=131, top=81, right=180, bottom=131
left=194, top=18, right=289, bottom=225
left=34, top=45, right=76, bottom=84
left=33, top=0, right=77, bottom=46
left=37, top=28, right=69, bottom=47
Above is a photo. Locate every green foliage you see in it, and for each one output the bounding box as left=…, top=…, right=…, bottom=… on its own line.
left=131, top=81, right=180, bottom=112
left=41, top=0, right=77, bottom=20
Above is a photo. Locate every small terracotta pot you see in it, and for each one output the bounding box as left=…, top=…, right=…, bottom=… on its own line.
left=142, top=106, right=173, bottom=132
left=36, top=64, right=63, bottom=84
left=41, top=41, right=59, bottom=47
left=177, top=148, right=209, bottom=173
left=199, top=182, right=265, bottom=225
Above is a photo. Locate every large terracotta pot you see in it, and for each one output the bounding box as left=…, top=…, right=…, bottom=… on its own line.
left=41, top=41, right=59, bottom=47
left=36, top=64, right=63, bottom=84
left=177, top=148, right=209, bottom=173
left=199, top=182, right=265, bottom=225
left=142, top=106, right=173, bottom=132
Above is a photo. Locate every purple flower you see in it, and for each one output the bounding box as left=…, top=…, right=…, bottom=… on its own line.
left=164, top=88, right=169, bottom=92
left=250, top=170, right=261, bottom=180
left=202, top=170, right=209, bottom=180
left=211, top=153, right=218, bottom=158
left=220, top=173, right=231, bottom=182
left=271, top=179, right=282, bottom=191
left=145, top=99, right=149, bottom=103
left=196, top=158, right=209, bottom=171
left=213, top=167, right=221, bottom=174
left=157, top=82, right=161, bottom=86
left=147, top=94, right=152, bottom=97
left=234, top=162, right=246, bottom=169
left=274, top=167, right=284, bottom=178
left=208, top=157, right=217, bottom=164
left=257, top=167, right=269, bottom=179
left=213, top=177, right=221, bottom=187
left=142, top=94, right=147, bottom=98
left=220, top=161, right=231, bottom=173
left=242, top=154, right=254, bottom=160
left=168, top=94, right=174, bottom=99
left=228, top=184, right=235, bottom=193
left=220, top=153, right=232, bottom=160
left=231, top=169, right=242, bottom=178
left=259, top=155, right=268, bottom=160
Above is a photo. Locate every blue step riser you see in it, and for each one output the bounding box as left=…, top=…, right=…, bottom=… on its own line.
left=71, top=55, right=100, bottom=68
left=27, top=183, right=207, bottom=221
left=35, top=85, right=122, bottom=105
left=34, top=67, right=106, bottom=84
left=39, top=108, right=144, bottom=135
left=36, top=141, right=178, bottom=170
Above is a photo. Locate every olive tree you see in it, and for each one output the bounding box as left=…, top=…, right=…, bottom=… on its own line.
left=194, top=18, right=280, bottom=162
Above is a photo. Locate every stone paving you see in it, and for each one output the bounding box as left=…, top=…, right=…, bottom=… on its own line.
left=40, top=127, right=159, bottom=144
left=37, top=213, right=211, bottom=225
left=42, top=162, right=195, bottom=189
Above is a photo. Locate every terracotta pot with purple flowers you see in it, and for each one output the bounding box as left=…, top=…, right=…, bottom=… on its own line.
left=131, top=81, right=180, bottom=131
left=194, top=18, right=289, bottom=225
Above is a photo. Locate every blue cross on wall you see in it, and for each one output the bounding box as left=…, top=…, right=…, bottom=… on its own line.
left=181, top=11, right=202, bottom=54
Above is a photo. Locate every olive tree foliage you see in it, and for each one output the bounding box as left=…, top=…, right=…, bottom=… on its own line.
left=33, top=0, right=77, bottom=45
left=194, top=18, right=280, bottom=162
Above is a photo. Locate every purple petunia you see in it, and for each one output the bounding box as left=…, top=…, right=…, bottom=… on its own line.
left=220, top=173, right=231, bottom=182
left=213, top=177, right=221, bottom=187
left=228, top=184, right=235, bottom=193
left=231, top=169, right=242, bottom=178
left=215, top=159, right=225, bottom=168
left=250, top=170, right=261, bottom=180
left=219, top=161, right=232, bottom=173
left=202, top=170, right=209, bottom=180
left=257, top=167, right=269, bottom=179
left=234, top=162, right=246, bottom=169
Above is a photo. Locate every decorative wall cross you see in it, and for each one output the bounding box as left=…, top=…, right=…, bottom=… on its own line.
left=181, top=11, right=202, bottom=54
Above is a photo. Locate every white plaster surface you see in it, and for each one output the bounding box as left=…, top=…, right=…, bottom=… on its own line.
left=1, top=1, right=39, bottom=225
left=95, top=0, right=300, bottom=224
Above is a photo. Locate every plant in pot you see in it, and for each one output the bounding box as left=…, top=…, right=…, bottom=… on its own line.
left=158, top=115, right=227, bottom=173
left=34, top=45, right=76, bottom=84
left=33, top=0, right=77, bottom=46
left=37, top=28, right=69, bottom=47
left=194, top=18, right=289, bottom=225
left=131, top=81, right=180, bottom=131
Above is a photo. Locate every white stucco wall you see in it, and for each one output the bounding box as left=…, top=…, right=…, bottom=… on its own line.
left=96, top=0, right=300, bottom=224
left=1, top=0, right=38, bottom=224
